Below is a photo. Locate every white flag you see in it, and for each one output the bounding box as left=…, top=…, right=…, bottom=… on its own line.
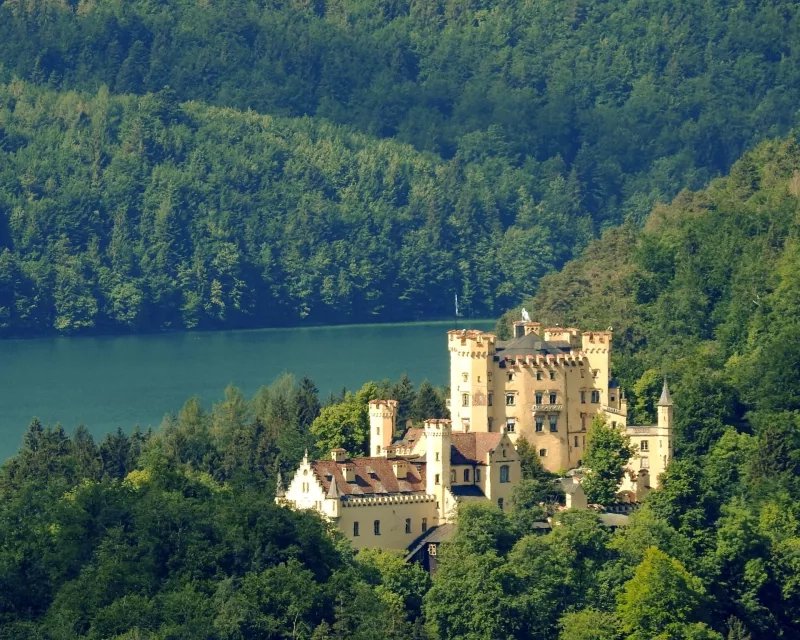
left=455, top=293, right=459, bottom=317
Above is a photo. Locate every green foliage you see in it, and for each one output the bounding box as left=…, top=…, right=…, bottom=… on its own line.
left=559, top=609, right=622, bottom=640
left=311, top=382, right=378, bottom=457
left=582, top=415, right=634, bottom=505
left=617, top=547, right=713, bottom=640
left=410, top=380, right=447, bottom=423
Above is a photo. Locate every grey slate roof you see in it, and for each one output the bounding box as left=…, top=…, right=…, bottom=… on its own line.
left=450, top=485, right=486, bottom=497
left=405, top=523, right=457, bottom=558
left=658, top=378, right=673, bottom=406
left=494, top=333, right=572, bottom=359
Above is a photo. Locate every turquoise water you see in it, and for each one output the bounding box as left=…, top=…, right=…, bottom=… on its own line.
left=0, top=321, right=494, bottom=460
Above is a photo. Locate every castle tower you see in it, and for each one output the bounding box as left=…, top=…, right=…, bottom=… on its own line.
left=369, top=400, right=398, bottom=457
left=581, top=330, right=613, bottom=406
left=657, top=378, right=673, bottom=430
left=653, top=378, right=674, bottom=488
left=424, top=419, right=451, bottom=521
left=448, top=330, right=496, bottom=433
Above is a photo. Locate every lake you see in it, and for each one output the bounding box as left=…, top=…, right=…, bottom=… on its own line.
left=0, top=320, right=494, bottom=460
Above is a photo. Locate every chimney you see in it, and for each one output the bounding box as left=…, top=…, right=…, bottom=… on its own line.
left=340, top=462, right=355, bottom=482
left=331, top=448, right=347, bottom=462
left=393, top=459, right=408, bottom=479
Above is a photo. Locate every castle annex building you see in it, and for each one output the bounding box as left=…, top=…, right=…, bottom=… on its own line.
left=277, top=400, right=520, bottom=551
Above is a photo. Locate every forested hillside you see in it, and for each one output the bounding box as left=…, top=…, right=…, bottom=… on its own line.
left=484, top=136, right=800, bottom=637
left=1, top=0, right=800, bottom=334
left=0, top=80, right=575, bottom=335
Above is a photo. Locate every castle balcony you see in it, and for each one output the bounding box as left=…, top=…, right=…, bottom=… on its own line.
left=531, top=404, right=563, bottom=413
left=603, top=405, right=625, bottom=416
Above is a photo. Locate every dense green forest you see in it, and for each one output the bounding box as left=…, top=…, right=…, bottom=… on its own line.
left=1, top=0, right=800, bottom=334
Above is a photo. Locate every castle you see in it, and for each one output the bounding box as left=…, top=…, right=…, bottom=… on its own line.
left=449, top=321, right=673, bottom=492
left=278, top=319, right=674, bottom=553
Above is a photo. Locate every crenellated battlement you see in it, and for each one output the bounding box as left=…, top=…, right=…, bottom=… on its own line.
left=342, top=493, right=435, bottom=507
left=423, top=419, right=452, bottom=434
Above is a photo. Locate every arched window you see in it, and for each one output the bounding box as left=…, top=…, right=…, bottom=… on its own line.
left=463, top=469, right=470, bottom=482
left=499, top=465, right=510, bottom=483
left=374, top=520, right=381, bottom=535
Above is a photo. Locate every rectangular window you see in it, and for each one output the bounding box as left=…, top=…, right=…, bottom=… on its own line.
left=536, top=371, right=542, bottom=380
left=464, top=469, right=470, bottom=482
left=580, top=369, right=585, bottom=378
left=506, top=418, right=516, bottom=433
left=488, top=417, right=494, bottom=432
left=475, top=469, right=481, bottom=483
left=422, top=518, right=427, bottom=533
left=435, top=474, right=440, bottom=485
left=549, top=393, right=557, bottom=404
left=591, top=390, right=600, bottom=403
left=535, top=417, right=544, bottom=432
left=374, top=520, right=381, bottom=535
left=581, top=413, right=586, bottom=430
left=488, top=393, right=493, bottom=406
left=500, top=465, right=510, bottom=483
left=462, top=393, right=470, bottom=407
left=505, top=393, right=516, bottom=406
left=507, top=373, right=515, bottom=382
left=641, top=440, right=649, bottom=452
left=580, top=391, right=586, bottom=404
left=435, top=452, right=440, bottom=461
left=612, top=421, right=617, bottom=428
left=498, top=498, right=504, bottom=510
left=462, top=372, right=469, bottom=382
left=405, top=518, right=411, bottom=533
left=353, top=522, right=359, bottom=536
left=549, top=371, right=556, bottom=380
left=549, top=416, right=558, bottom=432
left=535, top=392, right=543, bottom=404
left=574, top=436, right=579, bottom=447
left=488, top=372, right=492, bottom=381
left=539, top=448, right=547, bottom=457
left=640, top=457, right=650, bottom=469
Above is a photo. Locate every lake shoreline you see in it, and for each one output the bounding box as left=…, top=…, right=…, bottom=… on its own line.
left=0, top=315, right=498, bottom=343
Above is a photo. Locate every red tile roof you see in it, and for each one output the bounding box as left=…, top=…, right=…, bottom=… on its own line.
left=450, top=432, right=504, bottom=465
left=312, top=457, right=427, bottom=497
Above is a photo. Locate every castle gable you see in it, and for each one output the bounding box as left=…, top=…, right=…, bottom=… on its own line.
left=450, top=432, right=504, bottom=465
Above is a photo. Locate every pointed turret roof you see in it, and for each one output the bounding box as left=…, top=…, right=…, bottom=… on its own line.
left=326, top=476, right=341, bottom=499
left=658, top=378, right=673, bottom=407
